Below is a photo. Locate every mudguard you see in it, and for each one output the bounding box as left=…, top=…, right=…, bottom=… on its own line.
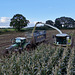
left=23, top=42, right=31, bottom=49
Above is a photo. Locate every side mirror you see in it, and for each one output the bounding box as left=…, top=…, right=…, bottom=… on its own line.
left=11, top=39, right=15, bottom=44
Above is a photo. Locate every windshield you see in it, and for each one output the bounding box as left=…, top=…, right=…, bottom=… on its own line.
left=15, top=39, right=21, bottom=43
left=56, top=37, right=66, bottom=44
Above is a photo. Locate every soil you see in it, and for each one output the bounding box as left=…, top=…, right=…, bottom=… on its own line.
left=0, top=30, right=75, bottom=56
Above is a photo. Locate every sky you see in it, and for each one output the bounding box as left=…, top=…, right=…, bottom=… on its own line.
left=0, top=0, right=75, bottom=28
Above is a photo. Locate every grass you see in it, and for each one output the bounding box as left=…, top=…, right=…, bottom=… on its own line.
left=0, top=27, right=75, bottom=35
left=0, top=27, right=34, bottom=34
left=0, top=28, right=15, bottom=34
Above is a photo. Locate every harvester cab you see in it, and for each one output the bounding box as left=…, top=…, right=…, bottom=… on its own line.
left=35, top=22, right=72, bottom=46
left=53, top=34, right=72, bottom=46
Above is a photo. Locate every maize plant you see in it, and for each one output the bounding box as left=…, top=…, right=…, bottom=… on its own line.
left=0, top=43, right=74, bottom=75
left=57, top=47, right=71, bottom=75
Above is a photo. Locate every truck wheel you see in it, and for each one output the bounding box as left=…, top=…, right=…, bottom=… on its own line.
left=26, top=44, right=31, bottom=51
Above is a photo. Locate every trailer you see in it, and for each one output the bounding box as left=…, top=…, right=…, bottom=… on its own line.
left=25, top=30, right=46, bottom=49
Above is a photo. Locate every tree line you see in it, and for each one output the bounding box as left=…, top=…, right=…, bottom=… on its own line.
left=10, top=14, right=75, bottom=31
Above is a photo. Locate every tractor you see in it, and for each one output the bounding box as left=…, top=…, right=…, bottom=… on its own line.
left=6, top=37, right=27, bottom=54
left=5, top=29, right=46, bottom=54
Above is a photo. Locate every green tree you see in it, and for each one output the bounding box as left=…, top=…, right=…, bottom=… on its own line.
left=44, top=20, right=54, bottom=29
left=55, top=16, right=75, bottom=28
left=46, top=20, right=54, bottom=25
left=10, top=14, right=29, bottom=31
left=54, top=20, right=62, bottom=29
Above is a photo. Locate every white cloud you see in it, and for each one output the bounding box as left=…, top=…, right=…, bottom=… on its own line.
left=27, top=21, right=44, bottom=27
left=27, top=21, right=36, bottom=27
left=0, top=17, right=11, bottom=28
left=0, top=17, right=45, bottom=28
left=0, top=17, right=10, bottom=23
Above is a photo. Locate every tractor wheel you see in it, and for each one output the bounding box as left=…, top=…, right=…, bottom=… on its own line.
left=26, top=44, right=31, bottom=51
left=5, top=50, right=9, bottom=54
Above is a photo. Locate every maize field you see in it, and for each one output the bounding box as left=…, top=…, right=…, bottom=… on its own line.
left=0, top=44, right=75, bottom=75
left=0, top=30, right=75, bottom=75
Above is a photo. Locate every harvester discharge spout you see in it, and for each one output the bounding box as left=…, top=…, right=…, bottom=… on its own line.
left=32, top=22, right=62, bottom=34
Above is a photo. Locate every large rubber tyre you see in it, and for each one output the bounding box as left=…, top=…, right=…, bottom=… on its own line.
left=5, top=50, right=9, bottom=54
left=26, top=44, right=31, bottom=51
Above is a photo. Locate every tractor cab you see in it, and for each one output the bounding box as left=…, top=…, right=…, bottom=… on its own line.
left=53, top=33, right=71, bottom=46
left=5, top=37, right=26, bottom=53
left=14, top=37, right=26, bottom=46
